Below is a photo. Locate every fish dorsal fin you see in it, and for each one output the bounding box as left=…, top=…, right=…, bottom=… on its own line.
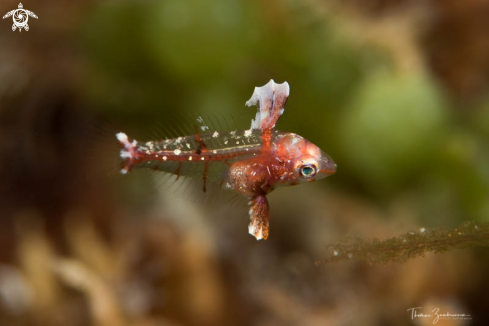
left=147, top=113, right=243, bottom=141
left=246, top=79, right=289, bottom=131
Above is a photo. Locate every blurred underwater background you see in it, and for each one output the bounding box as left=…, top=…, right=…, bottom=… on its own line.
left=0, top=0, right=489, bottom=325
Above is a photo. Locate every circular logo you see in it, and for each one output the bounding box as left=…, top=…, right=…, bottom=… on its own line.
left=13, top=9, right=27, bottom=27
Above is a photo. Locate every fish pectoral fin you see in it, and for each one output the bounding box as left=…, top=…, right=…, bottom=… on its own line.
left=248, top=195, right=270, bottom=240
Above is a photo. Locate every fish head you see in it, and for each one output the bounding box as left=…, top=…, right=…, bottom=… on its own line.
left=291, top=144, right=336, bottom=183
left=274, top=132, right=336, bottom=186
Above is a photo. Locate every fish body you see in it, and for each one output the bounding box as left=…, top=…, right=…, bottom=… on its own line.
left=117, top=80, right=336, bottom=240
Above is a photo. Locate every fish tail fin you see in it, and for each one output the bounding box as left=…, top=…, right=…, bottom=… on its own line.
left=116, top=132, right=137, bottom=174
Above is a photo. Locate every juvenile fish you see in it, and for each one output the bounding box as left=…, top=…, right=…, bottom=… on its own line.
left=117, top=80, right=336, bottom=240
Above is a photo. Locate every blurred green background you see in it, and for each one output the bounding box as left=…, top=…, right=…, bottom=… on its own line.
left=0, top=0, right=488, bottom=325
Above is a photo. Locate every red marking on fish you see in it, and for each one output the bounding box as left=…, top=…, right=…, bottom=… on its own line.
left=116, top=80, right=336, bottom=240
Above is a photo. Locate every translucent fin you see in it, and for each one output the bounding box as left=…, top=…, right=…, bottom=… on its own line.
left=248, top=195, right=270, bottom=240
left=151, top=171, right=245, bottom=207
left=246, top=80, right=289, bottom=130
left=148, top=113, right=244, bottom=141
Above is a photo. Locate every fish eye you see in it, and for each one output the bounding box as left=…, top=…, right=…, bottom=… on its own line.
left=299, top=164, right=317, bottom=178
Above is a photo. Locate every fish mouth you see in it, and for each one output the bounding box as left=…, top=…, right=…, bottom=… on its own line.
left=320, top=163, right=337, bottom=175
left=318, top=151, right=337, bottom=176
left=319, top=156, right=337, bottom=175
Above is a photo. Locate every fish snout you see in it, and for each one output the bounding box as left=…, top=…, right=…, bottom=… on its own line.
left=319, top=152, right=337, bottom=176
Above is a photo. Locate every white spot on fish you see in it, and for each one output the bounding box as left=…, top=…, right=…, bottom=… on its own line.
left=188, top=156, right=193, bottom=161
left=120, top=150, right=132, bottom=159
left=244, top=129, right=252, bottom=137
left=249, top=224, right=264, bottom=240
left=224, top=140, right=229, bottom=145
left=175, top=137, right=182, bottom=144
left=230, top=130, right=236, bottom=135
left=213, top=150, right=217, bottom=154
left=163, top=156, right=167, bottom=161
left=201, top=157, right=205, bottom=161
left=291, top=137, right=301, bottom=146
left=174, top=149, right=181, bottom=155
left=212, top=131, right=219, bottom=138
left=236, top=141, right=239, bottom=144
left=186, top=143, right=191, bottom=149
left=116, top=132, right=128, bottom=142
